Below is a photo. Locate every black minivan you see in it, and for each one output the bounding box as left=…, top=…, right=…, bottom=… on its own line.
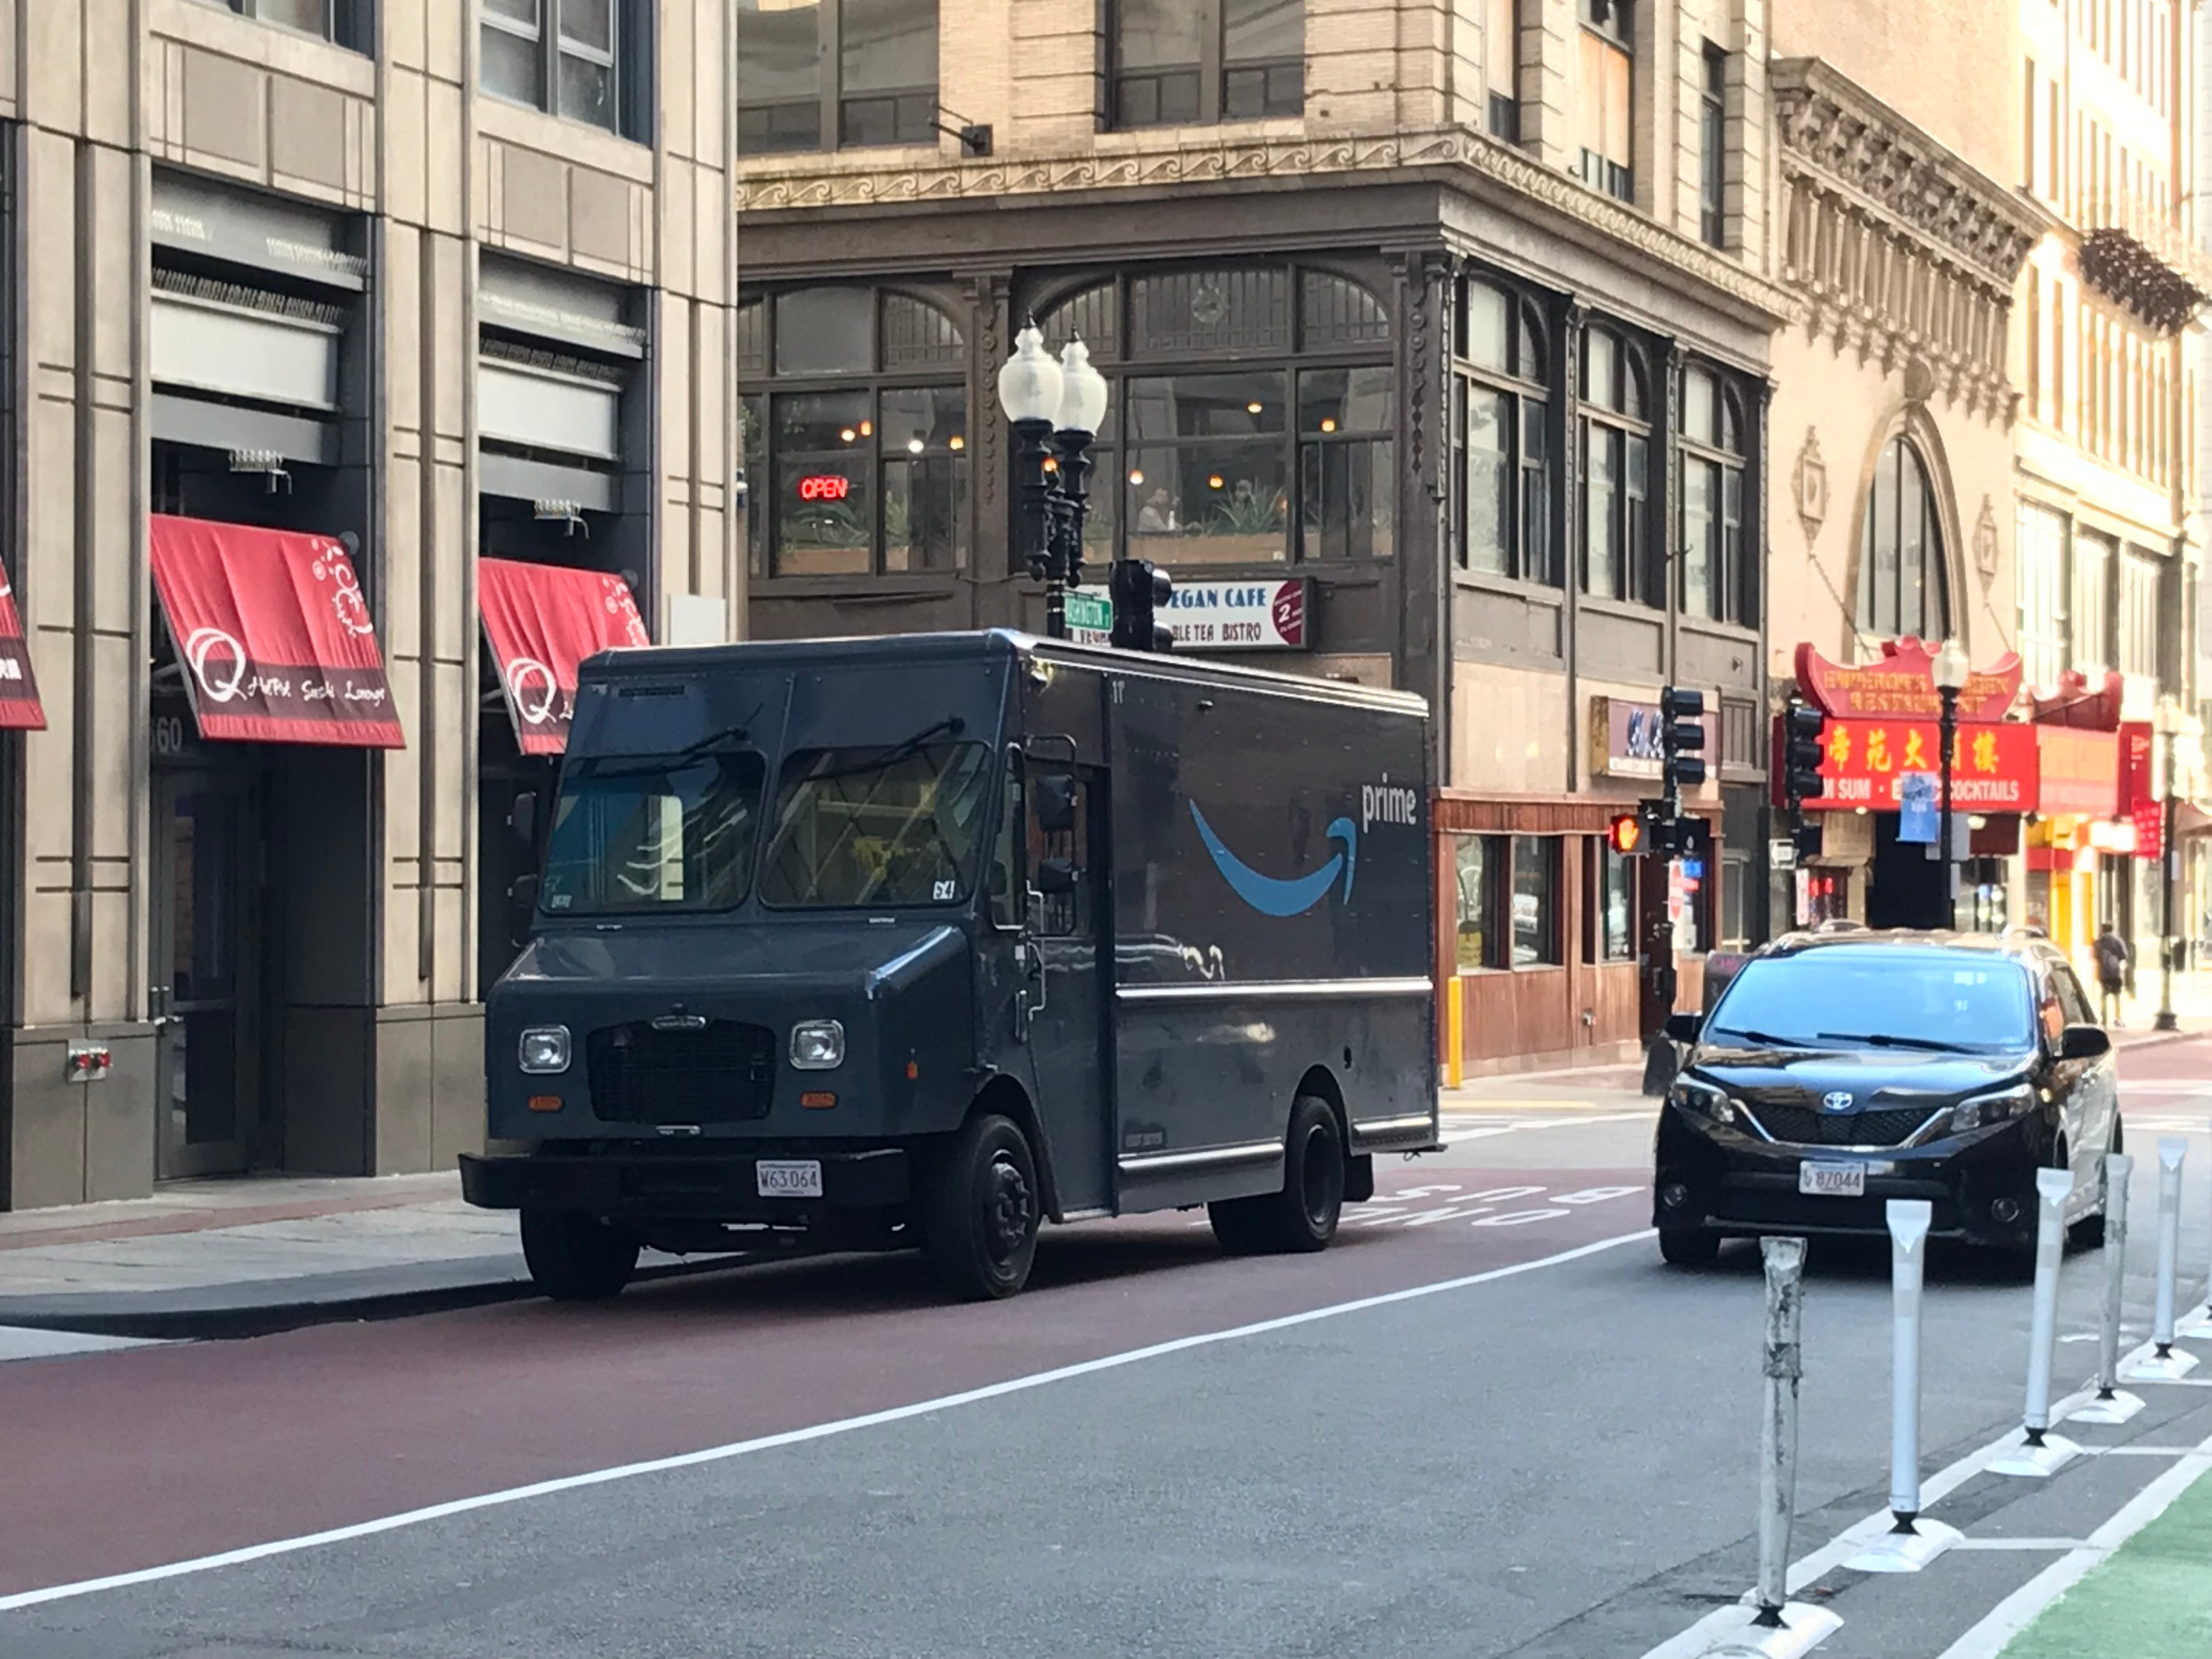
left=1653, top=929, right=2118, bottom=1265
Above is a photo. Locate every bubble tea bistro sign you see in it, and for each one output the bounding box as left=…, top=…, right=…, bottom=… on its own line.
left=1069, top=578, right=1310, bottom=651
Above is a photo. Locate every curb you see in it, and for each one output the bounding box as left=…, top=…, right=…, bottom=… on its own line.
left=0, top=1254, right=753, bottom=1343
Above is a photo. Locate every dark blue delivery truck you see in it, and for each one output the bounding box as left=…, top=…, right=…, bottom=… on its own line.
left=460, top=629, right=1439, bottom=1302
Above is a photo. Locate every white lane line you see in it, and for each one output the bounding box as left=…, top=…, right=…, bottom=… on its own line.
left=1933, top=1435, right=2212, bottom=1659
left=0, top=1228, right=1655, bottom=1614
left=1947, top=1538, right=2098, bottom=1552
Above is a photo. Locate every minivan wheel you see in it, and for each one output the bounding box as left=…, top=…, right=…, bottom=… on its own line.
left=1208, top=1094, right=1344, bottom=1256
left=520, top=1207, right=640, bottom=1302
left=1658, top=1227, right=1720, bottom=1267
left=924, top=1113, right=1040, bottom=1302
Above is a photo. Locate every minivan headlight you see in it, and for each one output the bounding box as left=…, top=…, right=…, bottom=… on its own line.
left=1946, top=1083, right=2035, bottom=1136
left=790, top=1019, right=846, bottom=1071
left=518, top=1025, right=571, bottom=1075
left=1670, top=1078, right=1736, bottom=1128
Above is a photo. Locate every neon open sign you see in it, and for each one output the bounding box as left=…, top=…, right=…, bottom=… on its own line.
left=796, top=474, right=852, bottom=503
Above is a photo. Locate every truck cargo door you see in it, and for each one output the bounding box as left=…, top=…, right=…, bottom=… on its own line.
left=1018, top=760, right=1113, bottom=1216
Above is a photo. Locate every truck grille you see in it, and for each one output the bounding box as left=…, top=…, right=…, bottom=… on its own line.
left=1743, top=1102, right=1940, bottom=1147
left=586, top=1020, right=777, bottom=1124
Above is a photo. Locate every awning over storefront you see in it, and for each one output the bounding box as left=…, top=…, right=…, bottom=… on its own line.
left=477, top=558, right=649, bottom=755
left=147, top=514, right=404, bottom=748
left=0, top=555, right=45, bottom=730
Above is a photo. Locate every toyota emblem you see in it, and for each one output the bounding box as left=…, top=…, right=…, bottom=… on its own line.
left=1820, top=1091, right=1855, bottom=1112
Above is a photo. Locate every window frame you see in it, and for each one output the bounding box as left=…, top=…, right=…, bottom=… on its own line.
left=1485, top=0, right=1522, bottom=141
left=1035, top=263, right=1394, bottom=572
left=1575, top=0, right=1634, bottom=202
left=1584, top=835, right=1635, bottom=964
left=1855, top=435, right=1950, bottom=641
left=482, top=0, right=651, bottom=141
left=735, top=0, right=943, bottom=156
left=740, top=285, right=973, bottom=582
left=1453, top=274, right=1554, bottom=588
left=1698, top=42, right=1728, bottom=247
left=203, top=0, right=360, bottom=44
left=1675, top=363, right=1750, bottom=626
left=1108, top=0, right=1306, bottom=131
left=1579, top=324, right=1655, bottom=608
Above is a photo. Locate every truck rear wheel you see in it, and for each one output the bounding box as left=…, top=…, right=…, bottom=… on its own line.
left=923, top=1113, right=1040, bottom=1301
left=1209, top=1094, right=1344, bottom=1256
left=520, top=1208, right=640, bottom=1302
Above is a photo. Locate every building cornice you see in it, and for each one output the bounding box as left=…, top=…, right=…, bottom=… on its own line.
left=1770, top=58, right=2041, bottom=291
left=734, top=127, right=1800, bottom=328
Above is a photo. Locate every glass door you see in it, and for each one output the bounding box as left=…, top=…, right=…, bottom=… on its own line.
left=152, top=770, right=260, bottom=1180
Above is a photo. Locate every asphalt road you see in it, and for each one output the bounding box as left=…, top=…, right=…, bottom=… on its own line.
left=4, top=1041, right=2211, bottom=1659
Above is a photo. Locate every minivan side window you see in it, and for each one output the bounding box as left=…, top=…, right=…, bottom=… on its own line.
left=2051, top=963, right=2098, bottom=1030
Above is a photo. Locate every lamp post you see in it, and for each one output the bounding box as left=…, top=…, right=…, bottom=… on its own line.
left=996, top=322, right=1108, bottom=639
left=2154, top=699, right=2180, bottom=1032
left=1932, top=639, right=1969, bottom=932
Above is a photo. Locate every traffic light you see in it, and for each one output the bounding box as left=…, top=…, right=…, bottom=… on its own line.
left=1110, top=558, right=1174, bottom=652
left=1606, top=811, right=1645, bottom=856
left=1792, top=817, right=1824, bottom=860
left=1782, top=700, right=1826, bottom=810
left=1660, top=686, right=1706, bottom=796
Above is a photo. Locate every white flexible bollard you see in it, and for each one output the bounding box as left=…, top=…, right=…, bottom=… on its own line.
left=2068, top=1153, right=2144, bottom=1425
left=2124, top=1138, right=2200, bottom=1382
left=1847, top=1201, right=1960, bottom=1570
left=1991, top=1168, right=2081, bottom=1477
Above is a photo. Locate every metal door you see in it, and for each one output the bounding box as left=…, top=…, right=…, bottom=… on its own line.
left=152, top=770, right=260, bottom=1180
left=1018, top=760, right=1113, bottom=1216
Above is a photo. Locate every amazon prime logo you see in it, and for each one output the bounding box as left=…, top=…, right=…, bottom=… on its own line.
left=1189, top=801, right=1356, bottom=919
left=1821, top=1091, right=1855, bottom=1112
left=1361, top=774, right=1421, bottom=833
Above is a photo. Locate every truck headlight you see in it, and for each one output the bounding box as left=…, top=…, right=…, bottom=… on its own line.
left=1946, top=1084, right=2035, bottom=1136
left=790, top=1019, right=846, bottom=1070
left=1669, top=1078, right=1736, bottom=1128
left=518, top=1025, right=571, bottom=1075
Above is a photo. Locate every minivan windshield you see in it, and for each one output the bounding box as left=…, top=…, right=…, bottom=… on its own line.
left=759, top=740, right=993, bottom=908
left=540, top=747, right=765, bottom=915
left=1704, top=950, right=2035, bottom=1055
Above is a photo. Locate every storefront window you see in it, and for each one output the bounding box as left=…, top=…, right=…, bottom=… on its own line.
left=1512, top=835, right=1561, bottom=965
left=1856, top=435, right=1949, bottom=641
left=1454, top=835, right=1499, bottom=969
left=1038, top=265, right=1392, bottom=571
left=1454, top=276, right=1551, bottom=584
left=744, top=285, right=970, bottom=579
left=1580, top=325, right=1651, bottom=605
left=1588, top=839, right=1634, bottom=962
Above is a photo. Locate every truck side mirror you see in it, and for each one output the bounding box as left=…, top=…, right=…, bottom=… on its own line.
left=1035, top=774, right=1077, bottom=834
left=508, top=790, right=538, bottom=848
left=1034, top=857, right=1078, bottom=896
left=508, top=873, right=540, bottom=914
left=1663, top=1011, right=1704, bottom=1046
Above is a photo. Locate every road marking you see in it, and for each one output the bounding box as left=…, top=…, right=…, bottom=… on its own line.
left=0, top=1228, right=1654, bottom=1613
left=1442, top=1111, right=1650, bottom=1144
left=1932, top=1434, right=2212, bottom=1659
left=1948, top=1537, right=2099, bottom=1552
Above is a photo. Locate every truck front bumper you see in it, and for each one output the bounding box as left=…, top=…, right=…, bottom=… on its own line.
left=459, top=1147, right=912, bottom=1221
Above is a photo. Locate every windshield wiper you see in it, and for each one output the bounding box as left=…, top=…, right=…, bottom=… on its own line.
left=571, top=723, right=753, bottom=781
left=1710, top=1027, right=1818, bottom=1049
left=802, top=716, right=967, bottom=783
left=1814, top=1031, right=1971, bottom=1053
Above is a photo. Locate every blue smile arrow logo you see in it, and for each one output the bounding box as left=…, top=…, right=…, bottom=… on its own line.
left=1188, top=803, right=1357, bottom=917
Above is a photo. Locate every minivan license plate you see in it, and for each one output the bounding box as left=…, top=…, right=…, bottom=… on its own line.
left=756, top=1159, right=823, bottom=1199
left=1799, top=1161, right=1866, bottom=1197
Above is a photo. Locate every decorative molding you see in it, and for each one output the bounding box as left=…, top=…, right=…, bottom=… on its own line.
left=1793, top=429, right=1829, bottom=547
left=736, top=128, right=1800, bottom=326
left=1973, top=496, right=1999, bottom=587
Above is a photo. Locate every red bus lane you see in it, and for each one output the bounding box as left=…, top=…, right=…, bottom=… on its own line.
left=0, top=1171, right=1647, bottom=1599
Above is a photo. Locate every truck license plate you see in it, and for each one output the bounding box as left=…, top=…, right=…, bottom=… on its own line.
left=1799, top=1161, right=1866, bottom=1197
left=756, top=1159, right=823, bottom=1199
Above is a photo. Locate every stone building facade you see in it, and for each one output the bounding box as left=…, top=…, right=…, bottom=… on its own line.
left=0, top=0, right=740, bottom=1208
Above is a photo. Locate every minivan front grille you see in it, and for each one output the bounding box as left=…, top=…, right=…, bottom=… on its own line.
left=1744, top=1102, right=1940, bottom=1147
left=586, top=1020, right=777, bottom=1124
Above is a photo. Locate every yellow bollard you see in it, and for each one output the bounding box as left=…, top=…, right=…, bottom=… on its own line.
left=1446, top=974, right=1465, bottom=1091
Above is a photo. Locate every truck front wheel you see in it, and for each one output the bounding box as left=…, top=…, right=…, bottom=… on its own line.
left=520, top=1207, right=640, bottom=1302
left=923, top=1113, right=1041, bottom=1301
left=1209, top=1094, right=1344, bottom=1255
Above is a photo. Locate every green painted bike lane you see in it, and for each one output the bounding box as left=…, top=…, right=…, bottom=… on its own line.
left=2002, top=1467, right=2212, bottom=1659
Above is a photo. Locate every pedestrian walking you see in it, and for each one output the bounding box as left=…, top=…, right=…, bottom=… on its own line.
left=2094, top=922, right=2131, bottom=1027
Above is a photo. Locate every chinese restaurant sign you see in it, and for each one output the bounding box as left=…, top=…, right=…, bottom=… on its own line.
left=1806, top=717, right=2038, bottom=812
left=1796, top=638, right=2024, bottom=724
left=2034, top=727, right=2120, bottom=817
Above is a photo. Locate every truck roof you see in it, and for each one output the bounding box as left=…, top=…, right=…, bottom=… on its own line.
left=582, top=628, right=1430, bottom=719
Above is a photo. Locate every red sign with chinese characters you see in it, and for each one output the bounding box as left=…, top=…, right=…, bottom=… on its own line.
left=1796, top=638, right=2025, bottom=724
left=1806, top=717, right=2038, bottom=813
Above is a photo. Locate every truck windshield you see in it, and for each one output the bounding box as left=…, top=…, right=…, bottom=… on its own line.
left=759, top=740, right=993, bottom=909
left=540, top=747, right=766, bottom=915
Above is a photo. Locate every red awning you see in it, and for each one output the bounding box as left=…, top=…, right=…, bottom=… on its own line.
left=0, top=553, right=45, bottom=730
left=147, top=514, right=404, bottom=748
left=477, top=558, right=650, bottom=755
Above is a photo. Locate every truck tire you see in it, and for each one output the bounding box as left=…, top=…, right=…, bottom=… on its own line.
left=520, top=1208, right=640, bottom=1302
left=1208, top=1094, right=1345, bottom=1256
left=924, top=1113, right=1040, bottom=1301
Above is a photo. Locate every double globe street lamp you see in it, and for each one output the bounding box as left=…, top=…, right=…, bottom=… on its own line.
left=1932, top=637, right=1969, bottom=931
left=995, top=320, right=1174, bottom=649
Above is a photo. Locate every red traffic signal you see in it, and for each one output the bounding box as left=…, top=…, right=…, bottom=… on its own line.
left=1607, top=812, right=1644, bottom=856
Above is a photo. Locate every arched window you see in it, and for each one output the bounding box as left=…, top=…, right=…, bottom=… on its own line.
left=1453, top=274, right=1552, bottom=584
left=1035, top=264, right=1394, bottom=568
left=740, top=285, right=969, bottom=578
left=1678, top=366, right=1750, bottom=624
left=1580, top=324, right=1653, bottom=605
left=1856, top=435, right=1949, bottom=640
